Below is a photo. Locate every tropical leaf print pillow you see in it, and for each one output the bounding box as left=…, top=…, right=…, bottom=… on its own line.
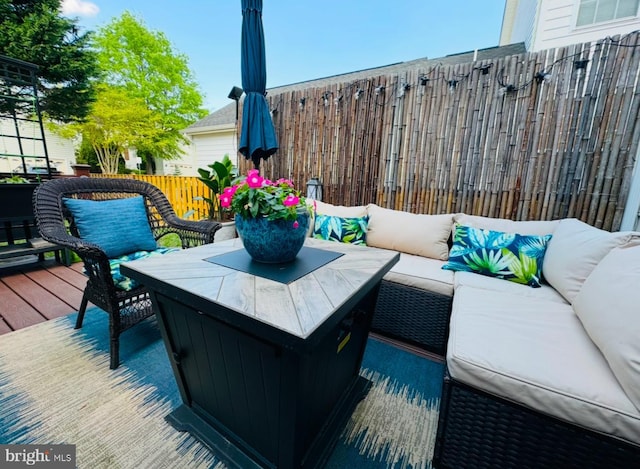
left=442, top=224, right=552, bottom=287
left=107, top=247, right=179, bottom=291
left=313, top=214, right=368, bottom=245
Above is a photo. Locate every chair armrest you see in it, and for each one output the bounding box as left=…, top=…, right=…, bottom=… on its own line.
left=162, top=216, right=222, bottom=247
left=35, top=220, right=117, bottom=287
left=35, top=222, right=102, bottom=257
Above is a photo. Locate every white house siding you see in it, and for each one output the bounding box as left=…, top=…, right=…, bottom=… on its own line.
left=501, top=0, right=540, bottom=50
left=156, top=141, right=196, bottom=176
left=501, top=1, right=640, bottom=51
left=44, top=131, right=76, bottom=174
left=0, top=119, right=75, bottom=174
left=154, top=126, right=237, bottom=176
left=533, top=0, right=640, bottom=51
left=182, top=126, right=239, bottom=175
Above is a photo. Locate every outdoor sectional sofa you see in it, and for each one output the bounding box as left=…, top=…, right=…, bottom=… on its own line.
left=310, top=200, right=640, bottom=468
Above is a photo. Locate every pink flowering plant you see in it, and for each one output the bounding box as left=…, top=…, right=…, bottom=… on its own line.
left=220, top=170, right=309, bottom=223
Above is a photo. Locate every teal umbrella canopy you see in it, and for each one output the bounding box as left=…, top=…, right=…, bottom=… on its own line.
left=239, top=0, right=278, bottom=169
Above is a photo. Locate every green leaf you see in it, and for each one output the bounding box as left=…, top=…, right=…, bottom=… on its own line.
left=197, top=168, right=210, bottom=179
left=211, top=161, right=229, bottom=180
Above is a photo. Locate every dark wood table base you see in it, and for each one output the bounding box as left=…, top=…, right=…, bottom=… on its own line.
left=167, top=376, right=371, bottom=469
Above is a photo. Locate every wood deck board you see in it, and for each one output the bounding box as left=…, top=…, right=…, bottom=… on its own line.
left=0, top=279, right=47, bottom=331
left=0, top=318, right=12, bottom=335
left=0, top=260, right=86, bottom=333
left=2, top=273, right=75, bottom=320
left=24, top=268, right=84, bottom=310
left=46, top=263, right=88, bottom=290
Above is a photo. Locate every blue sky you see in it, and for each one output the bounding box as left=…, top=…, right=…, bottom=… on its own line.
left=61, top=0, right=507, bottom=113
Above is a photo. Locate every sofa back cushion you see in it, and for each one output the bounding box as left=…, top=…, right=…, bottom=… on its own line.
left=309, top=200, right=368, bottom=218
left=454, top=213, right=558, bottom=236
left=573, top=245, right=640, bottom=412
left=366, top=204, right=453, bottom=260
left=542, top=218, right=640, bottom=303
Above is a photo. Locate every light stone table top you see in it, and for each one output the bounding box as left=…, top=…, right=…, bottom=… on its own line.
left=121, top=238, right=399, bottom=344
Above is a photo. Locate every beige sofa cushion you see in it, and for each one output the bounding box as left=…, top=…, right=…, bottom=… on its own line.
left=384, top=253, right=454, bottom=297
left=542, top=218, right=640, bottom=303
left=366, top=204, right=453, bottom=260
left=454, top=271, right=567, bottom=304
left=448, top=286, right=640, bottom=446
left=454, top=213, right=558, bottom=236
left=309, top=200, right=368, bottom=218
left=573, top=245, right=640, bottom=412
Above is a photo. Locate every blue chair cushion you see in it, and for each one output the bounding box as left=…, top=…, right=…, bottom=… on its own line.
left=63, top=196, right=158, bottom=258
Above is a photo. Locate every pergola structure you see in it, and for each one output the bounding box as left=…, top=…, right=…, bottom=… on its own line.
left=0, top=54, right=53, bottom=177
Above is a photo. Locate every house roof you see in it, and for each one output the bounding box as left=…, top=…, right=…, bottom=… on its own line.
left=184, top=101, right=237, bottom=132
left=185, top=42, right=526, bottom=131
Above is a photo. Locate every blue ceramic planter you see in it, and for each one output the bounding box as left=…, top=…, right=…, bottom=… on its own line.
left=235, top=211, right=310, bottom=263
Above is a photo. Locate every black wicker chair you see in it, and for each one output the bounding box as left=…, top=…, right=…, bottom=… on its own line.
left=33, top=177, right=221, bottom=369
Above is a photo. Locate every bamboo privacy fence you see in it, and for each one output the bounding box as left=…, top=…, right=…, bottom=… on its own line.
left=235, top=32, right=640, bottom=231
left=96, top=34, right=640, bottom=231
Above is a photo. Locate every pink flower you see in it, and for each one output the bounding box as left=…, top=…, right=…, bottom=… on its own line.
left=247, top=174, right=264, bottom=188
left=293, top=220, right=299, bottom=229
left=223, top=185, right=238, bottom=196
left=276, top=178, right=294, bottom=187
left=220, top=193, right=232, bottom=208
left=247, top=169, right=260, bottom=177
left=283, top=195, right=299, bottom=207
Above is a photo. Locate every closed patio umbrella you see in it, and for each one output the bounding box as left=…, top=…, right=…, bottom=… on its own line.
left=239, top=0, right=278, bottom=169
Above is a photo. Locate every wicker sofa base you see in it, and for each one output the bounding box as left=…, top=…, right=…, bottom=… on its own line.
left=371, top=279, right=452, bottom=356
left=433, top=369, right=640, bottom=469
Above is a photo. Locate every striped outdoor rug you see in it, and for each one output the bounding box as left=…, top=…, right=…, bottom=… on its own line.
left=0, top=309, right=444, bottom=468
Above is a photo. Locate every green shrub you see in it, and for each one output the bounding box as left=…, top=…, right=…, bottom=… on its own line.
left=194, top=154, right=237, bottom=221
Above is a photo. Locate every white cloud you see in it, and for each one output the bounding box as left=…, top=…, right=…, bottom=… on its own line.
left=60, top=0, right=100, bottom=17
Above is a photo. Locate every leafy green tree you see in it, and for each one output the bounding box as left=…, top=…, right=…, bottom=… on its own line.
left=93, top=12, right=207, bottom=170
left=61, top=84, right=162, bottom=174
left=0, top=0, right=98, bottom=122
left=75, top=135, right=101, bottom=173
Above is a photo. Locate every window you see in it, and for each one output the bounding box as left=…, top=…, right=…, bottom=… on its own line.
left=576, top=0, right=640, bottom=26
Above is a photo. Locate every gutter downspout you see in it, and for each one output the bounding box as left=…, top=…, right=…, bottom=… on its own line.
left=620, top=144, right=640, bottom=230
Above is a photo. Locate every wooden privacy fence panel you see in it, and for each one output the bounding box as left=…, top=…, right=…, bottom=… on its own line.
left=237, top=33, right=640, bottom=231
left=93, top=174, right=210, bottom=220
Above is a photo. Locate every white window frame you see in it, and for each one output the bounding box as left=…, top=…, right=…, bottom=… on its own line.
left=576, top=0, right=640, bottom=27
